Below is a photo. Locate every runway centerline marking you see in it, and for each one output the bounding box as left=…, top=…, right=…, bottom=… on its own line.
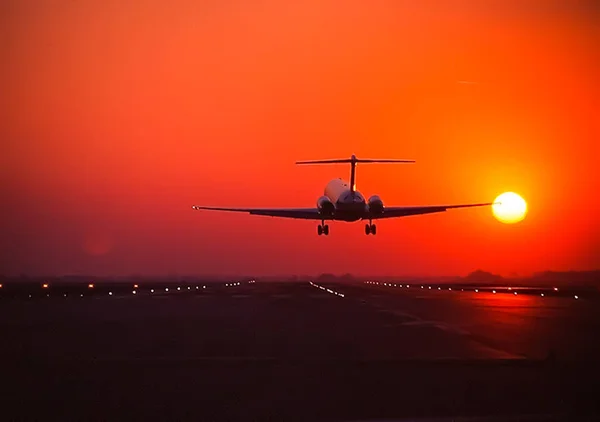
left=309, top=281, right=345, bottom=298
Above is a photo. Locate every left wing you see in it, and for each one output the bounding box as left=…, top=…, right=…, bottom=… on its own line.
left=373, top=202, right=493, bottom=219
left=191, top=205, right=324, bottom=220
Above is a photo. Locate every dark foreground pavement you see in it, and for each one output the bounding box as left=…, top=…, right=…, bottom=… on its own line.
left=1, top=281, right=598, bottom=421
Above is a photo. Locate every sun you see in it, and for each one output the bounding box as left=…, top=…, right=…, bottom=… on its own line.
left=492, top=192, right=528, bottom=224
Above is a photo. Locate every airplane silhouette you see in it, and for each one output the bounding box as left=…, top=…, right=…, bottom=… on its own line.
left=192, top=155, right=492, bottom=235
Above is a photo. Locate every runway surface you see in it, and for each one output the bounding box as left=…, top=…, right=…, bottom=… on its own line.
left=1, top=280, right=598, bottom=421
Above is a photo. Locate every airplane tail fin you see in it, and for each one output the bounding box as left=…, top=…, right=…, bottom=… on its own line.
left=295, top=155, right=415, bottom=192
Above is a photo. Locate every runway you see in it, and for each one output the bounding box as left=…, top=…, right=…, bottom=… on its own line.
left=1, top=280, right=598, bottom=421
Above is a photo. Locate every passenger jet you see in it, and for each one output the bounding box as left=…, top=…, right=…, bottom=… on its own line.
left=192, top=155, right=492, bottom=236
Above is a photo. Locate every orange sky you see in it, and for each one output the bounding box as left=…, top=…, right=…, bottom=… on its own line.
left=2, top=1, right=599, bottom=277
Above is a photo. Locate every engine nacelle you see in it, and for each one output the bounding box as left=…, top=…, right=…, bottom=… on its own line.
left=317, top=196, right=335, bottom=216
left=368, top=195, right=384, bottom=215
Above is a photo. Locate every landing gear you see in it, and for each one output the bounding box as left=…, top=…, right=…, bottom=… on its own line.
left=317, top=221, right=330, bottom=236
left=365, top=220, right=377, bottom=235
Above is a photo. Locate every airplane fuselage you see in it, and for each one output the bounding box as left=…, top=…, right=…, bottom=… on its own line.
left=322, top=178, right=369, bottom=222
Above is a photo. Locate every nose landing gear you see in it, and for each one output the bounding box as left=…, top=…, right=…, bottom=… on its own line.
left=365, top=220, right=377, bottom=235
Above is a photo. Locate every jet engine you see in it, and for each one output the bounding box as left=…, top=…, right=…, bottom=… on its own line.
left=317, top=196, right=335, bottom=216
left=368, top=195, right=384, bottom=215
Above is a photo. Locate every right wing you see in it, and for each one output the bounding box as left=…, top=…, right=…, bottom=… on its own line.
left=191, top=206, right=325, bottom=220
left=374, top=202, right=493, bottom=219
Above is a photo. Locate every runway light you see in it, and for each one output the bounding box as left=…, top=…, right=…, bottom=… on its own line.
left=109, top=292, right=113, bottom=296
left=196, top=286, right=199, bottom=289
left=88, top=283, right=94, bottom=289
left=407, top=285, right=410, bottom=288
left=0, top=284, right=3, bottom=288
left=492, top=290, right=496, bottom=294
left=541, top=293, right=544, bottom=297
left=421, top=286, right=424, bottom=289
left=554, top=287, right=558, bottom=291
left=165, top=287, right=169, bottom=292
left=177, top=287, right=181, bottom=291
left=150, top=289, right=154, bottom=293
left=188, top=287, right=191, bottom=290
left=574, top=295, right=579, bottom=300
left=475, top=289, right=479, bottom=293
left=64, top=294, right=67, bottom=297
left=80, top=294, right=84, bottom=297
left=514, top=292, right=518, bottom=295
left=132, top=290, right=136, bottom=294
left=42, top=283, right=49, bottom=289
left=428, top=286, right=431, bottom=289
left=508, top=287, right=512, bottom=291
left=438, top=287, right=441, bottom=290
left=203, top=286, right=206, bottom=289
left=448, top=288, right=451, bottom=291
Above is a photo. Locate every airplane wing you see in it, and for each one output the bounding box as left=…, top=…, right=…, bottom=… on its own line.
left=373, top=202, right=493, bottom=219
left=191, top=205, right=325, bottom=220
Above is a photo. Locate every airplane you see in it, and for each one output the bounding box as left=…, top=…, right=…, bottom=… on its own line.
left=192, top=155, right=493, bottom=236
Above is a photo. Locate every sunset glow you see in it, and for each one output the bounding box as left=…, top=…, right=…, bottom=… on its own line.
left=2, top=1, right=598, bottom=277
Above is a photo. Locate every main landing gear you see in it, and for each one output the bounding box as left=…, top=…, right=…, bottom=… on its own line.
left=365, top=220, right=377, bottom=235
left=317, top=221, right=330, bottom=236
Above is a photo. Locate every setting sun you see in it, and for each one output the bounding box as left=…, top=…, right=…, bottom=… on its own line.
left=492, top=192, right=528, bottom=224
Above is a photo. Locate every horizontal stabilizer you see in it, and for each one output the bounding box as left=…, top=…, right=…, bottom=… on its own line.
left=296, top=157, right=415, bottom=165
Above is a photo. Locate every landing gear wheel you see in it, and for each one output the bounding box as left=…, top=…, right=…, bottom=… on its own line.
left=371, top=224, right=377, bottom=235
left=365, top=224, right=371, bottom=235
left=323, top=225, right=329, bottom=236
left=317, top=225, right=323, bottom=236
